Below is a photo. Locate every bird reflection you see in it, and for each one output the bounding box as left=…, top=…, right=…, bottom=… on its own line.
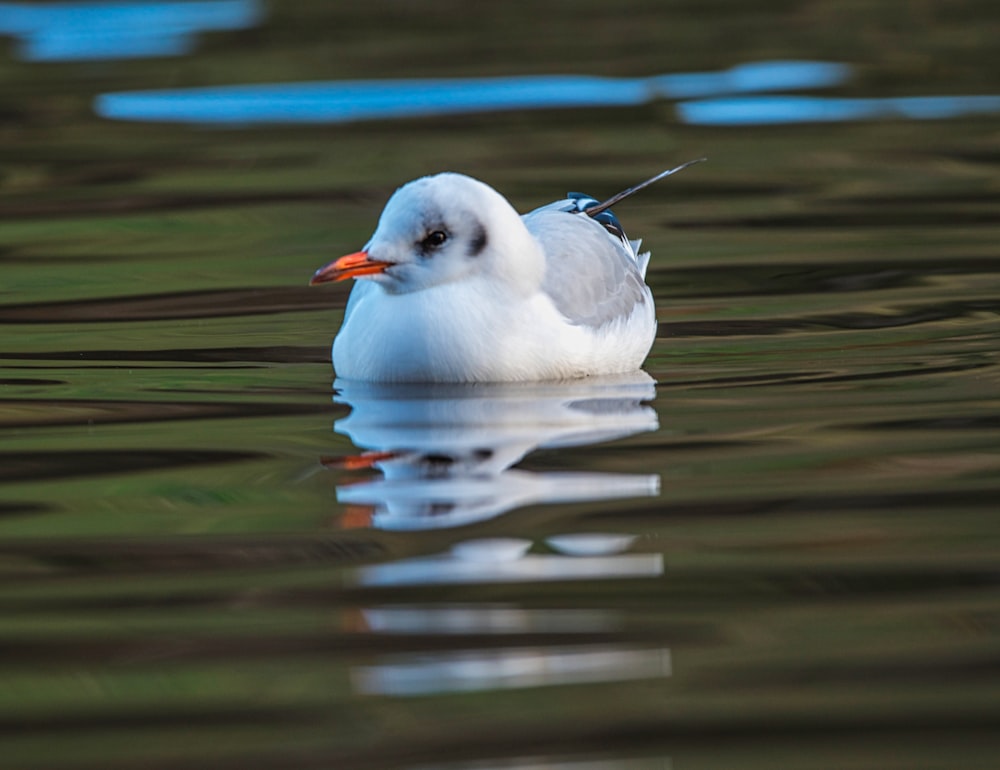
left=327, top=374, right=669, bottom=697
left=326, top=371, right=661, bottom=530
left=352, top=644, right=671, bottom=697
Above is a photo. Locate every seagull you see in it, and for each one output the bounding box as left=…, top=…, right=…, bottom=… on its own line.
left=310, top=159, right=704, bottom=382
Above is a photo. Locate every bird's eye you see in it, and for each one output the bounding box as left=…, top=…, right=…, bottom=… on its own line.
left=420, top=230, right=448, bottom=251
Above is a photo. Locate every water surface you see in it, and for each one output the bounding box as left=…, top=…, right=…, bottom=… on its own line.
left=1, top=2, right=999, bottom=769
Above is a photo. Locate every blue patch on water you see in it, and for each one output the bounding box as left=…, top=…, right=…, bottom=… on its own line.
left=97, top=76, right=653, bottom=125
left=0, top=0, right=263, bottom=62
left=677, top=94, right=1000, bottom=125
left=650, top=60, right=851, bottom=99
left=94, top=61, right=853, bottom=125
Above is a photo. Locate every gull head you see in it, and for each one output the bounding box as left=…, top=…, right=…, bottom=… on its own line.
left=311, top=173, right=543, bottom=295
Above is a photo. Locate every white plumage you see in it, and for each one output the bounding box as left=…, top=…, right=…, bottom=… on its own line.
left=310, top=162, right=702, bottom=382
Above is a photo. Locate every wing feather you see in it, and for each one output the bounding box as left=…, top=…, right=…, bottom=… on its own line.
left=522, top=208, right=652, bottom=329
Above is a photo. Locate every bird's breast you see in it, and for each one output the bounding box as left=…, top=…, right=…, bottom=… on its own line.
left=333, top=280, right=534, bottom=381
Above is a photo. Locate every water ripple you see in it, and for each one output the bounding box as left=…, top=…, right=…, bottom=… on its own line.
left=0, top=448, right=262, bottom=484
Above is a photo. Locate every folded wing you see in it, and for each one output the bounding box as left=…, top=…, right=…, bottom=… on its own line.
left=522, top=208, right=652, bottom=330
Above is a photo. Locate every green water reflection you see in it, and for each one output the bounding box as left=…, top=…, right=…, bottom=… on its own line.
left=1, top=2, right=999, bottom=769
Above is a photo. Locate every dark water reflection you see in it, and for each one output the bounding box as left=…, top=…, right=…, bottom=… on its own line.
left=2, top=3, right=1000, bottom=770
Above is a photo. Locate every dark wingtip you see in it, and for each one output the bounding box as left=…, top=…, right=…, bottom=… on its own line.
left=584, top=157, right=707, bottom=218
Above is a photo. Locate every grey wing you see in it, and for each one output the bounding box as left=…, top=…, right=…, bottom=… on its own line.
left=522, top=208, right=652, bottom=330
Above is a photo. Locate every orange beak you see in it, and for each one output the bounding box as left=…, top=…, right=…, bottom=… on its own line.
left=320, top=450, right=400, bottom=470
left=309, top=250, right=393, bottom=285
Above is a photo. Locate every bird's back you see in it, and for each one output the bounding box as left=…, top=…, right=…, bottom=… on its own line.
left=522, top=208, right=653, bottom=330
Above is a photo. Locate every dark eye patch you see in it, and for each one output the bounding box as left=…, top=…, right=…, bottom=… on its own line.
left=468, top=222, right=488, bottom=257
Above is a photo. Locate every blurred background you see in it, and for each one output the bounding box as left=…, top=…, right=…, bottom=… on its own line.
left=1, top=2, right=999, bottom=769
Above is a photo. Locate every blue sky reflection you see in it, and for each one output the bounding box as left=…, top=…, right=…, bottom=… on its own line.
left=677, top=94, right=1000, bottom=125
left=94, top=60, right=851, bottom=125
left=0, top=0, right=263, bottom=61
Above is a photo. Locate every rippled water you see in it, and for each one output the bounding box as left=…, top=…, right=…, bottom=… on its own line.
left=2, top=2, right=999, bottom=769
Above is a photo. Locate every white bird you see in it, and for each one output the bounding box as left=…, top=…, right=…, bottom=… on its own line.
left=310, top=160, right=704, bottom=382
